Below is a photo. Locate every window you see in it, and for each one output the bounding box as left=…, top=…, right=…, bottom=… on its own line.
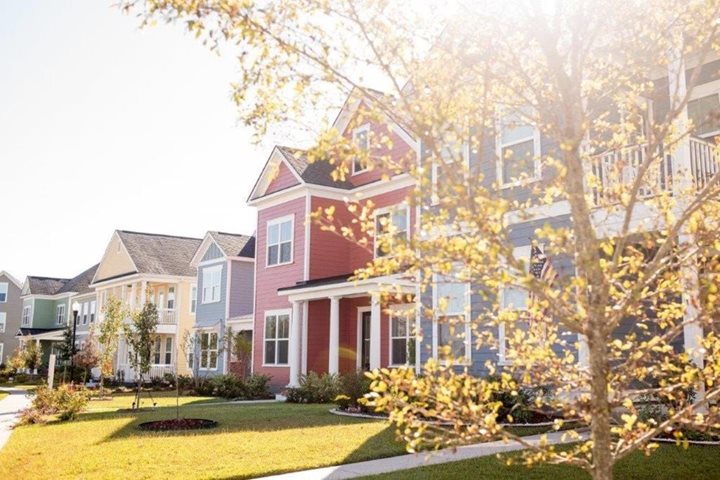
left=688, top=94, right=720, bottom=137
left=199, top=332, right=219, bottom=369
left=267, top=216, right=293, bottom=266
left=202, top=265, right=222, bottom=304
left=90, top=301, right=96, bottom=323
left=164, top=337, right=173, bottom=365
left=153, top=338, right=161, bottom=365
left=22, top=305, right=31, bottom=326
left=499, top=245, right=532, bottom=364
left=0, top=312, right=5, bottom=333
left=0, top=283, right=7, bottom=303
left=374, top=205, right=409, bottom=257
left=56, top=305, right=66, bottom=325
left=82, top=302, right=89, bottom=325
left=264, top=312, right=290, bottom=365
left=190, top=285, right=197, bottom=314
left=352, top=124, right=371, bottom=174
left=433, top=267, right=471, bottom=363
left=167, top=287, right=175, bottom=310
left=496, top=107, right=540, bottom=186
left=389, top=307, right=416, bottom=366
left=0, top=343, right=3, bottom=364
left=432, top=131, right=467, bottom=203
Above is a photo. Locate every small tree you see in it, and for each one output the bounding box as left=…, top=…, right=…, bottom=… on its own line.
left=56, top=326, right=75, bottom=383
left=73, top=331, right=100, bottom=384
left=230, top=330, right=252, bottom=379
left=98, top=295, right=126, bottom=389
left=22, top=342, right=43, bottom=374
left=124, top=301, right=158, bottom=408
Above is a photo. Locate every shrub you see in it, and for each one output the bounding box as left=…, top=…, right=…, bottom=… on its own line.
left=486, top=375, right=545, bottom=424
left=176, top=374, right=194, bottom=392
left=243, top=374, right=272, bottom=399
left=335, top=371, right=372, bottom=412
left=194, top=377, right=215, bottom=396
left=286, top=372, right=340, bottom=404
left=210, top=374, right=245, bottom=399
left=25, top=384, right=89, bottom=422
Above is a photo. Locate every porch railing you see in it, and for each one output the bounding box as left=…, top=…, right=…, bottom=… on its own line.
left=689, top=137, right=720, bottom=189
left=157, top=309, right=177, bottom=325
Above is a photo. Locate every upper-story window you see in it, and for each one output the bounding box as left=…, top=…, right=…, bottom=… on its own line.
left=190, top=284, right=197, bottom=314
left=432, top=133, right=467, bottom=204
left=352, top=124, right=370, bottom=174
left=56, top=304, right=66, bottom=325
left=374, top=205, right=409, bottom=258
left=688, top=93, right=720, bottom=138
left=433, top=266, right=471, bottom=364
left=496, top=107, right=541, bottom=187
left=167, top=287, right=175, bottom=310
left=202, top=265, right=222, bottom=304
left=82, top=302, right=89, bottom=325
left=0, top=283, right=8, bottom=303
left=267, top=216, right=293, bottom=266
left=90, top=301, right=96, bottom=323
left=22, top=305, right=31, bottom=326
left=0, top=312, right=6, bottom=333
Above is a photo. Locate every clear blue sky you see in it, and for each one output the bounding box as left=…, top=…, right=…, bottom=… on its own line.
left=0, top=1, right=272, bottom=281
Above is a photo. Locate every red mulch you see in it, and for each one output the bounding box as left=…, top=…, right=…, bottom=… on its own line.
left=138, top=418, right=218, bottom=431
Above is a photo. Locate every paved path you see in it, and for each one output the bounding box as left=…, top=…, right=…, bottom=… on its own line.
left=0, top=388, right=32, bottom=451
left=257, top=430, right=588, bottom=480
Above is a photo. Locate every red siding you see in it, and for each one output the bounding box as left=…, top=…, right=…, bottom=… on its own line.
left=253, top=196, right=306, bottom=388
left=266, top=161, right=301, bottom=195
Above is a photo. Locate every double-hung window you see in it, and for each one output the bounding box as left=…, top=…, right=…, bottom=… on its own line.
left=202, top=265, right=222, bottom=304
left=267, top=216, right=293, bottom=266
left=0, top=283, right=7, bottom=303
left=352, top=124, right=370, bottom=174
left=688, top=93, right=720, bottom=138
left=433, top=266, right=471, bottom=363
left=389, top=306, right=416, bottom=366
left=153, top=338, right=162, bottom=365
left=498, top=245, right=532, bottom=364
left=22, top=305, right=31, bottom=326
left=190, top=284, right=197, bottom=313
left=264, top=312, right=290, bottom=365
left=0, top=312, right=6, bottom=333
left=167, top=287, right=175, bottom=310
left=56, top=304, right=66, bottom=325
left=82, top=302, right=89, bottom=325
left=374, top=205, right=409, bottom=258
left=497, top=107, right=540, bottom=186
left=432, top=132, right=466, bottom=204
left=90, top=301, right=96, bottom=323
left=199, top=332, right=218, bottom=369
left=164, top=337, right=173, bottom=365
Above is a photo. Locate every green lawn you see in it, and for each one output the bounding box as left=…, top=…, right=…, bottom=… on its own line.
left=0, top=402, right=405, bottom=479
left=85, top=391, right=222, bottom=411
left=362, top=444, right=720, bottom=480
left=0, top=392, right=7, bottom=402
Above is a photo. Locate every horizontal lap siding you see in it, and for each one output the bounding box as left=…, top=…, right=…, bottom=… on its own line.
left=253, top=197, right=306, bottom=388
left=309, top=197, right=354, bottom=279
left=266, top=162, right=301, bottom=195
left=229, top=261, right=254, bottom=318
left=307, top=299, right=330, bottom=374
left=195, top=260, right=227, bottom=328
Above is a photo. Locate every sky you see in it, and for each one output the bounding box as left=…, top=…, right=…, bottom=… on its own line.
left=0, top=1, right=276, bottom=282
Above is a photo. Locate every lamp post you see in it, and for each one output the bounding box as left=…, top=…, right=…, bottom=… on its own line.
left=70, top=302, right=80, bottom=382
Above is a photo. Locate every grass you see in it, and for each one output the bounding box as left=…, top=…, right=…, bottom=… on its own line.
left=0, top=392, right=7, bottom=402
left=0, top=402, right=406, bottom=479
left=85, top=391, right=222, bottom=411
left=361, top=444, right=720, bottom=479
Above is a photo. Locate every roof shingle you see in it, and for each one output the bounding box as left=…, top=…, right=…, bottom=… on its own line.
left=208, top=232, right=255, bottom=258
left=117, top=230, right=202, bottom=278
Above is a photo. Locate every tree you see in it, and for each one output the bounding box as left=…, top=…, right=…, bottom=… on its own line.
left=73, top=331, right=100, bottom=384
left=229, top=330, right=252, bottom=379
left=120, top=1, right=720, bottom=479
left=22, top=341, right=42, bottom=374
left=124, top=300, right=158, bottom=408
left=98, top=295, right=126, bottom=389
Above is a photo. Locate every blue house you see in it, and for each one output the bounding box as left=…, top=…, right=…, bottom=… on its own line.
left=190, top=231, right=255, bottom=377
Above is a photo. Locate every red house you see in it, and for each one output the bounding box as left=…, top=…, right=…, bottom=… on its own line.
left=247, top=91, right=419, bottom=389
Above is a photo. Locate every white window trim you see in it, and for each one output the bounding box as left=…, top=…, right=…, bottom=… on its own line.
left=198, top=330, right=220, bottom=371
left=190, top=284, right=197, bottom=314
left=22, top=305, right=31, bottom=326
left=0, top=343, right=3, bottom=364
left=432, top=271, right=472, bottom=365
left=431, top=141, right=470, bottom=206
left=56, top=304, right=66, bottom=325
left=0, top=312, right=6, bottom=333
left=266, top=214, right=295, bottom=268
left=495, top=107, right=542, bottom=189
left=351, top=123, right=371, bottom=175
left=498, top=244, right=533, bottom=365
left=388, top=304, right=416, bottom=368
left=90, top=301, right=96, bottom=323
left=373, top=204, right=410, bottom=259
left=356, top=306, right=371, bottom=370
left=262, top=309, right=291, bottom=367
left=688, top=79, right=720, bottom=139
left=201, top=264, right=223, bottom=304
left=0, top=282, right=8, bottom=303
left=82, top=302, right=89, bottom=325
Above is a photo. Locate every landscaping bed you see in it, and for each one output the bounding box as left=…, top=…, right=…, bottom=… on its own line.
left=138, top=418, right=218, bottom=431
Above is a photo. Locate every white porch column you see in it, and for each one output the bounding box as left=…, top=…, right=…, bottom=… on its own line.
left=288, top=301, right=303, bottom=386
left=328, top=296, right=340, bottom=374
left=667, top=33, right=693, bottom=194
left=370, top=293, right=381, bottom=370
left=130, top=283, right=137, bottom=311
left=140, top=280, right=148, bottom=307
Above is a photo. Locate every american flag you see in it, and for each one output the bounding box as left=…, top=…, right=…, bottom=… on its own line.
left=530, top=242, right=557, bottom=285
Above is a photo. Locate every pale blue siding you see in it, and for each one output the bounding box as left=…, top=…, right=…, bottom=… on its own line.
left=202, top=243, right=225, bottom=262
left=228, top=261, right=254, bottom=318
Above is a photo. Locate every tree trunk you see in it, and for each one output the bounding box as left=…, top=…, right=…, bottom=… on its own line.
left=589, top=328, right=613, bottom=480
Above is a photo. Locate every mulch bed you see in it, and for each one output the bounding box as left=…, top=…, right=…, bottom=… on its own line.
left=138, top=418, right=218, bottom=431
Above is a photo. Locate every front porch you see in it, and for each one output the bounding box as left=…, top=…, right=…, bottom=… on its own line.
left=116, top=333, right=177, bottom=383
left=278, top=276, right=417, bottom=387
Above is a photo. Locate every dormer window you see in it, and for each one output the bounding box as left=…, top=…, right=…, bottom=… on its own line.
left=352, top=124, right=370, bottom=174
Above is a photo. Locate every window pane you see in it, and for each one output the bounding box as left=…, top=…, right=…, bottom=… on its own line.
left=264, top=341, right=276, bottom=364
left=265, top=316, right=276, bottom=339
left=268, top=223, right=279, bottom=245
left=688, top=94, right=720, bottom=136
left=277, top=315, right=290, bottom=338
left=280, top=242, right=292, bottom=263
left=438, top=321, right=467, bottom=359
left=209, top=333, right=218, bottom=348
left=201, top=351, right=208, bottom=368
left=209, top=351, right=218, bottom=369
left=355, top=129, right=368, bottom=151
left=268, top=245, right=279, bottom=265
left=502, top=139, right=535, bottom=182
left=501, top=110, right=534, bottom=144
left=503, top=287, right=528, bottom=310
left=392, top=338, right=407, bottom=365
left=436, top=282, right=466, bottom=314
left=391, top=316, right=407, bottom=337
left=393, top=209, right=408, bottom=232
left=277, top=340, right=289, bottom=364
left=280, top=220, right=292, bottom=242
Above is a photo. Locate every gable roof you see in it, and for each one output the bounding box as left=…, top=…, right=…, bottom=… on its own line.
left=0, top=271, right=22, bottom=289
left=209, top=232, right=255, bottom=258
left=111, top=230, right=202, bottom=279
left=25, top=276, right=69, bottom=296
left=56, top=264, right=99, bottom=295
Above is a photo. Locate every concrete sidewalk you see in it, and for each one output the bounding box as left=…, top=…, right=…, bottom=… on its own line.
left=0, top=388, right=32, bottom=451
left=257, top=430, right=587, bottom=480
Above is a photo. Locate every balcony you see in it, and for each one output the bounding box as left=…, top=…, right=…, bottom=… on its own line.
left=157, top=308, right=177, bottom=325
left=589, top=137, right=720, bottom=204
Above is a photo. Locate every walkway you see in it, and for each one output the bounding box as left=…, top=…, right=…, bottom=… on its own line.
left=0, top=388, right=32, bottom=451
left=257, top=430, right=588, bottom=480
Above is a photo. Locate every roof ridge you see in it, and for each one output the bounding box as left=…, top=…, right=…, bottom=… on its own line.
left=212, top=231, right=253, bottom=238
left=27, top=276, right=70, bottom=281
left=118, top=230, right=202, bottom=241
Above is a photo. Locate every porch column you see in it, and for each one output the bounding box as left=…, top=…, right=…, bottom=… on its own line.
left=288, top=301, right=303, bottom=387
left=328, top=296, right=340, bottom=374
left=140, top=280, right=148, bottom=307
left=130, top=283, right=137, bottom=311
left=370, top=293, right=381, bottom=370
left=667, top=33, right=692, bottom=194
left=34, top=338, right=40, bottom=375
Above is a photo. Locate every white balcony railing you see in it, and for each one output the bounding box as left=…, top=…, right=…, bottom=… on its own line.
left=689, top=137, right=720, bottom=190
left=157, top=309, right=177, bottom=325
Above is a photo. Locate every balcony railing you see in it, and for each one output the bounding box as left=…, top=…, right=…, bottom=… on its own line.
left=157, top=309, right=177, bottom=325
left=590, top=138, right=719, bottom=204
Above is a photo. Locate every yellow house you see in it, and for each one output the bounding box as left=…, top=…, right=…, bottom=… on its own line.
left=91, top=230, right=202, bottom=382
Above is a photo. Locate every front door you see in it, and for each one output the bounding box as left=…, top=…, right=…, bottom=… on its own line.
left=360, top=311, right=371, bottom=370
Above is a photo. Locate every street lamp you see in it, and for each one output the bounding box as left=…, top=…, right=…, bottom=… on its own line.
left=70, top=301, right=80, bottom=382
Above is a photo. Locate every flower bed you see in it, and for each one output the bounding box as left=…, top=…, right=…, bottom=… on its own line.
left=138, top=418, right=218, bottom=431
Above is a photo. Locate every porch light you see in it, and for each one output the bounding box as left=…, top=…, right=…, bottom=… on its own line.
left=72, top=301, right=81, bottom=314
